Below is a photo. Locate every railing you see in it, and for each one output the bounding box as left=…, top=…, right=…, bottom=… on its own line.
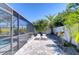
left=0, top=32, right=33, bottom=55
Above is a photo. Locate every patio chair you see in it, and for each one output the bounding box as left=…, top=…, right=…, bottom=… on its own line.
left=41, top=34, right=47, bottom=40
left=34, top=34, right=41, bottom=40
left=31, top=35, right=35, bottom=39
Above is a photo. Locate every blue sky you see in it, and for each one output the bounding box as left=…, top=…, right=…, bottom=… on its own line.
left=8, top=3, right=67, bottom=22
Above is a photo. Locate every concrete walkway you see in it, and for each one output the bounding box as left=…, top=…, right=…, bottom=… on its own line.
left=15, top=36, right=64, bottom=55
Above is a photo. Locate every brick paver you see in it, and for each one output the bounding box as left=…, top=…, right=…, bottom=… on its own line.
left=15, top=36, right=64, bottom=55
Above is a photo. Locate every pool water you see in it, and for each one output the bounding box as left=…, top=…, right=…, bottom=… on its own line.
left=0, top=38, right=10, bottom=45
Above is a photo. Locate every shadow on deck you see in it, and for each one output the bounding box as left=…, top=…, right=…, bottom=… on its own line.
left=47, top=34, right=79, bottom=55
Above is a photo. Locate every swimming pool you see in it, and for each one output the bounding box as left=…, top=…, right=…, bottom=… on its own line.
left=0, top=38, right=10, bottom=45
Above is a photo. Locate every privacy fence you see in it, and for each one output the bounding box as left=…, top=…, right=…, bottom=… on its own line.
left=53, top=26, right=78, bottom=46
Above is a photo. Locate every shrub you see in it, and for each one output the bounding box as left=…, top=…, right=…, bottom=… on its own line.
left=75, top=32, right=79, bottom=43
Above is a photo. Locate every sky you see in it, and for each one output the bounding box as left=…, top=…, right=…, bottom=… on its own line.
left=8, top=3, right=67, bottom=22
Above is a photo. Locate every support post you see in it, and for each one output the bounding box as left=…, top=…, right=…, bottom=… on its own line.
left=17, top=15, right=20, bottom=49
left=10, top=10, right=13, bottom=54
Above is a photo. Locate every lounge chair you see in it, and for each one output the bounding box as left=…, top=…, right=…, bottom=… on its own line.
left=41, top=34, right=47, bottom=40
left=31, top=35, right=35, bottom=39
left=34, top=34, right=41, bottom=40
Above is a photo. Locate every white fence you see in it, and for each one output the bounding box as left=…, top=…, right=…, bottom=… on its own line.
left=53, top=26, right=78, bottom=46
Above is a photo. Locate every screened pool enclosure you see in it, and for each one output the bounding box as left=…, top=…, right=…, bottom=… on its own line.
left=0, top=3, right=35, bottom=55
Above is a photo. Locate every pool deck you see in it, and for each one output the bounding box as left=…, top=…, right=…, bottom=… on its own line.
left=15, top=36, right=64, bottom=55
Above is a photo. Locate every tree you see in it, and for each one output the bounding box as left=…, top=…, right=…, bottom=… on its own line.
left=46, top=15, right=55, bottom=34
left=33, top=19, right=48, bottom=35
left=67, top=3, right=79, bottom=10
left=64, top=4, right=79, bottom=44
left=54, top=13, right=65, bottom=27
left=54, top=6, right=79, bottom=45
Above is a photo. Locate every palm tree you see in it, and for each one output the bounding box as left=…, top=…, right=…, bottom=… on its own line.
left=67, top=3, right=79, bottom=10
left=33, top=19, right=48, bottom=35
left=46, top=15, right=55, bottom=34
left=54, top=13, right=65, bottom=27
left=67, top=3, right=79, bottom=49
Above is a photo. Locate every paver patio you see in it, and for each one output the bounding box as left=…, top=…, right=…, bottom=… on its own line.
left=15, top=35, right=65, bottom=55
